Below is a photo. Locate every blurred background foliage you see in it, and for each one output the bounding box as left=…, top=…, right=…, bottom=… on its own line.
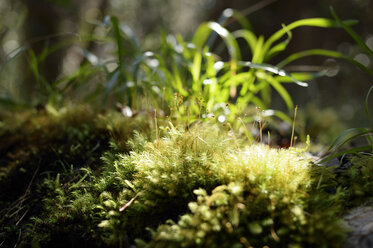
left=0, top=0, right=372, bottom=128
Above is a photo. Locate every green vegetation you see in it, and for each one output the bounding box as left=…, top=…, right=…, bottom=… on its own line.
left=0, top=6, right=372, bottom=248
left=0, top=105, right=149, bottom=247
left=140, top=131, right=341, bottom=248
left=0, top=9, right=359, bottom=121
left=0, top=109, right=372, bottom=247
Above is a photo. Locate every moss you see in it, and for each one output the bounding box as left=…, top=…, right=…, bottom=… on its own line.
left=310, top=153, right=373, bottom=208
left=0, top=104, right=149, bottom=247
left=139, top=129, right=345, bottom=248
left=1, top=110, right=369, bottom=247
left=33, top=122, right=345, bottom=247
left=337, top=155, right=373, bottom=206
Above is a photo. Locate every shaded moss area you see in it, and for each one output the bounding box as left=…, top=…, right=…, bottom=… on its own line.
left=0, top=106, right=372, bottom=248
left=0, top=105, right=149, bottom=247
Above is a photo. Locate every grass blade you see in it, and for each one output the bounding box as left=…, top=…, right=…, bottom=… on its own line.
left=273, top=109, right=293, bottom=124
left=321, top=145, right=372, bottom=164
left=265, top=24, right=292, bottom=60
left=238, top=61, right=309, bottom=87
left=277, top=49, right=373, bottom=77
left=191, top=51, right=202, bottom=91
left=231, top=9, right=253, bottom=30
left=233, top=30, right=257, bottom=55
left=111, top=16, right=124, bottom=68
left=328, top=128, right=373, bottom=152
left=120, top=23, right=140, bottom=50
left=275, top=71, right=326, bottom=83
left=330, top=7, right=373, bottom=59
left=206, top=8, right=234, bottom=48
left=171, top=59, right=188, bottom=96
left=192, top=22, right=241, bottom=61
left=252, top=35, right=264, bottom=63
left=264, top=18, right=358, bottom=55
left=365, top=85, right=373, bottom=122
left=256, top=73, right=294, bottom=111
left=0, top=46, right=26, bottom=73
left=105, top=69, right=120, bottom=96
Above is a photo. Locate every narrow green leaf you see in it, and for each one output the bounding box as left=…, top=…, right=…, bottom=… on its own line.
left=56, top=63, right=94, bottom=92
left=171, top=61, right=188, bottom=96
left=273, top=110, right=293, bottom=124
left=192, top=22, right=241, bottom=61
left=233, top=30, right=257, bottom=55
left=277, top=49, right=373, bottom=77
left=275, top=71, right=326, bottom=83
left=265, top=24, right=292, bottom=60
left=365, top=84, right=373, bottom=122
left=256, top=72, right=294, bottom=111
left=260, top=82, right=271, bottom=107
left=206, top=8, right=234, bottom=48
left=38, top=38, right=76, bottom=63
left=192, top=24, right=211, bottom=49
left=132, top=51, right=159, bottom=82
left=263, top=18, right=358, bottom=55
left=111, top=16, right=124, bottom=68
left=366, top=132, right=373, bottom=147
left=328, top=128, right=373, bottom=152
left=231, top=9, right=253, bottom=30
left=120, top=23, right=140, bottom=50
left=224, top=72, right=252, bottom=87
left=251, top=96, right=266, bottom=109
left=252, top=36, right=264, bottom=63
left=321, top=146, right=372, bottom=164
left=328, top=128, right=360, bottom=151
left=278, top=49, right=343, bottom=69
left=240, top=72, right=256, bottom=95
left=191, top=51, right=202, bottom=90
left=0, top=46, right=26, bottom=73
left=105, top=69, right=120, bottom=94
left=330, top=7, right=373, bottom=59
left=258, top=108, right=293, bottom=124
left=28, top=50, right=42, bottom=86
left=238, top=61, right=309, bottom=87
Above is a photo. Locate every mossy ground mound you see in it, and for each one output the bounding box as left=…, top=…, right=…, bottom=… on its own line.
left=0, top=107, right=372, bottom=247
left=0, top=105, right=149, bottom=247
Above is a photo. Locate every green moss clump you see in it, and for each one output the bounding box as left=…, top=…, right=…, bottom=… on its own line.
left=310, top=153, right=373, bottom=209
left=2, top=112, right=362, bottom=247
left=348, top=155, right=373, bottom=202
left=0, top=104, right=149, bottom=247
left=139, top=131, right=345, bottom=248
left=62, top=124, right=233, bottom=245
left=43, top=123, right=344, bottom=247
left=327, top=155, right=373, bottom=206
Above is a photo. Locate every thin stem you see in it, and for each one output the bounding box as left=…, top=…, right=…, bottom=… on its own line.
left=290, top=105, right=298, bottom=147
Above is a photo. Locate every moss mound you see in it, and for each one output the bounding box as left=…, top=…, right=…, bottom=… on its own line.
left=29, top=123, right=348, bottom=247
left=139, top=130, right=344, bottom=248
left=1, top=109, right=371, bottom=247
left=0, top=105, right=149, bottom=247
